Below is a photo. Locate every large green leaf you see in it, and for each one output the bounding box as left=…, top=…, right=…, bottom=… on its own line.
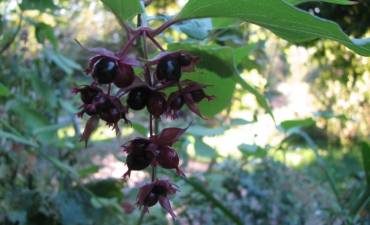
left=174, top=0, right=370, bottom=56
left=19, top=0, right=59, bottom=12
left=101, top=0, right=143, bottom=23
left=168, top=43, right=273, bottom=119
left=285, top=0, right=357, bottom=5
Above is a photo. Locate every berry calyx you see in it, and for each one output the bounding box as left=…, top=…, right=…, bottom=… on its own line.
left=156, top=55, right=181, bottom=82
left=127, top=86, right=152, bottom=110
left=92, top=57, right=118, bottom=84
left=147, top=92, right=167, bottom=119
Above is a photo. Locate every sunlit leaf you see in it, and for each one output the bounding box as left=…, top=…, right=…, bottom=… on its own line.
left=194, top=136, right=217, bottom=158
left=277, top=118, right=315, bottom=132
left=101, top=0, right=143, bottom=23
left=174, top=0, right=370, bottom=56
left=238, top=143, right=266, bottom=157
left=186, top=125, right=228, bottom=136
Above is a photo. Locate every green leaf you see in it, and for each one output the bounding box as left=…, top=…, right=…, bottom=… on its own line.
left=58, top=99, right=79, bottom=114
left=168, top=43, right=273, bottom=121
left=29, top=73, right=57, bottom=108
left=233, top=74, right=275, bottom=122
left=176, top=18, right=212, bottom=40
left=19, top=0, right=59, bottom=11
left=186, top=125, right=228, bottom=136
left=131, top=122, right=147, bottom=136
left=284, top=0, right=357, bottom=5
left=348, top=188, right=370, bottom=220
left=168, top=44, right=236, bottom=117
left=101, top=0, right=143, bottom=23
left=47, top=155, right=79, bottom=177
left=277, top=118, right=315, bottom=132
left=233, top=43, right=258, bottom=65
left=313, top=111, right=350, bottom=120
left=32, top=122, right=71, bottom=136
left=50, top=52, right=83, bottom=75
left=194, top=136, right=217, bottom=158
left=0, top=131, right=39, bottom=147
left=174, top=0, right=370, bottom=56
left=230, top=118, right=255, bottom=126
left=179, top=177, right=244, bottom=225
left=78, top=165, right=100, bottom=176
left=0, top=83, right=10, bottom=97
left=361, top=141, right=370, bottom=188
left=35, top=22, right=57, bottom=48
left=212, top=18, right=240, bottom=28
left=238, top=143, right=266, bottom=157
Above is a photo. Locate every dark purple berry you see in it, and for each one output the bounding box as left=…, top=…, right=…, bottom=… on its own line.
left=99, top=107, right=120, bottom=124
left=156, top=145, right=179, bottom=169
left=127, top=87, right=151, bottom=110
left=191, top=89, right=206, bottom=103
left=71, top=86, right=102, bottom=104
left=156, top=55, right=181, bottom=81
left=146, top=92, right=166, bottom=119
left=169, top=96, right=184, bottom=110
left=126, top=151, right=153, bottom=171
left=114, top=64, right=135, bottom=88
left=176, top=52, right=192, bottom=67
left=131, top=139, right=149, bottom=152
left=92, top=58, right=118, bottom=84
left=90, top=94, right=112, bottom=112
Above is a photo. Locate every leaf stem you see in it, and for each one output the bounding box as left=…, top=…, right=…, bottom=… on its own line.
left=119, top=31, right=142, bottom=57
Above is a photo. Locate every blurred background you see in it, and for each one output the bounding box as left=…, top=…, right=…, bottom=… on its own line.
left=1, top=0, right=370, bottom=224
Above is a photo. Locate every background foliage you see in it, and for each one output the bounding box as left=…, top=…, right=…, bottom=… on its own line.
left=1, top=0, right=369, bottom=224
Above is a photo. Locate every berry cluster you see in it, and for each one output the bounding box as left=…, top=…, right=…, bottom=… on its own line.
left=72, top=30, right=215, bottom=219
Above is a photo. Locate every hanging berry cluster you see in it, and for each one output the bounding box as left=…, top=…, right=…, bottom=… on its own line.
left=71, top=14, right=215, bottom=219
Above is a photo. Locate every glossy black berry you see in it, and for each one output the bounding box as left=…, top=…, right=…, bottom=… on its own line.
left=127, top=87, right=152, bottom=110
left=191, top=89, right=206, bottom=103
left=114, top=64, right=135, bottom=88
left=176, top=52, right=192, bottom=67
left=143, top=192, right=159, bottom=207
left=147, top=92, right=166, bottom=118
left=156, top=55, right=181, bottom=81
left=126, top=151, right=153, bottom=171
left=92, top=58, right=118, bottom=84
left=170, top=96, right=184, bottom=110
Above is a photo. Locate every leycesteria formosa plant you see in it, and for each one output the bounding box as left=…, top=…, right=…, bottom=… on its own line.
left=72, top=0, right=215, bottom=220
